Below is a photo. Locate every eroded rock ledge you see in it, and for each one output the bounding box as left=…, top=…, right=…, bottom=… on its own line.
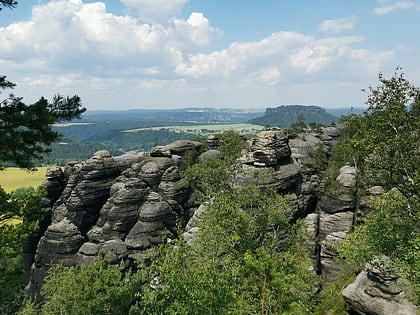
left=342, top=256, right=418, bottom=315
left=26, top=126, right=413, bottom=310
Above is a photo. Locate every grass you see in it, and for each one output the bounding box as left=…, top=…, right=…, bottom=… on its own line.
left=0, top=167, right=50, bottom=193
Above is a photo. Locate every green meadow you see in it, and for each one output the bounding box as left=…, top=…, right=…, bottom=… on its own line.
left=0, top=167, right=50, bottom=193
left=124, top=123, right=265, bottom=135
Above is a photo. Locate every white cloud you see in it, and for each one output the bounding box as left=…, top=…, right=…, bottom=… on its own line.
left=171, top=12, right=220, bottom=49
left=175, top=31, right=391, bottom=86
left=0, top=0, right=218, bottom=77
left=319, top=15, right=358, bottom=34
left=374, top=1, right=416, bottom=14
left=120, top=0, right=189, bottom=23
left=259, top=67, right=281, bottom=85
left=0, top=0, right=400, bottom=109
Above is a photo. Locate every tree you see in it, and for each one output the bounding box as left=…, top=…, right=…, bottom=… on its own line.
left=289, top=114, right=306, bottom=134
left=0, top=186, right=44, bottom=314
left=0, top=0, right=17, bottom=10
left=19, top=254, right=142, bottom=315
left=133, top=186, right=319, bottom=314
left=339, top=68, right=419, bottom=203
left=323, top=69, right=420, bottom=302
left=1, top=76, right=86, bottom=169
left=181, top=130, right=246, bottom=200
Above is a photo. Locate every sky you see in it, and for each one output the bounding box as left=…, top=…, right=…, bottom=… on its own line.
left=1, top=0, right=419, bottom=111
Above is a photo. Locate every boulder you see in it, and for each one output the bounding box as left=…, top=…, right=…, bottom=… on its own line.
left=320, top=192, right=356, bottom=214
left=234, top=159, right=301, bottom=194
left=76, top=242, right=100, bottom=266
left=342, top=256, right=418, bottom=315
left=150, top=146, right=172, bottom=157
left=336, top=165, right=357, bottom=188
left=164, top=140, right=202, bottom=156
left=240, top=129, right=290, bottom=166
left=34, top=218, right=84, bottom=267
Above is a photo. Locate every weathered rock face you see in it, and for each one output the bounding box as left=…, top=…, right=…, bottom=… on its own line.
left=320, top=231, right=347, bottom=282
left=51, top=150, right=126, bottom=234
left=26, top=148, right=196, bottom=298
left=342, top=256, right=418, bottom=315
left=239, top=129, right=290, bottom=167
left=23, top=167, right=68, bottom=286
left=317, top=165, right=357, bottom=281
left=25, top=127, right=367, bottom=300
left=27, top=219, right=84, bottom=295
left=289, top=133, right=322, bottom=166
left=183, top=203, right=207, bottom=245
left=302, top=213, right=319, bottom=269
left=235, top=128, right=311, bottom=218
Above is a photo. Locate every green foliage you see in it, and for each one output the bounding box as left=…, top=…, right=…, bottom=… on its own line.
left=0, top=185, right=44, bottom=314
left=21, top=255, right=142, bottom=315
left=313, top=265, right=356, bottom=315
left=323, top=69, right=420, bottom=303
left=340, top=191, right=419, bottom=299
left=181, top=130, right=246, bottom=200
left=43, top=139, right=122, bottom=165
left=302, top=142, right=328, bottom=171
left=289, top=114, right=307, bottom=134
left=308, top=121, right=325, bottom=133
left=0, top=77, right=86, bottom=169
left=337, top=69, right=419, bottom=201
left=179, top=138, right=207, bottom=172
left=133, top=186, right=319, bottom=314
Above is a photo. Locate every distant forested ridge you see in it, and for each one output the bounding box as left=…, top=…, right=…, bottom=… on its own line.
left=249, top=105, right=337, bottom=128
left=43, top=108, right=264, bottom=165
left=43, top=130, right=202, bottom=165
left=44, top=106, right=337, bottom=165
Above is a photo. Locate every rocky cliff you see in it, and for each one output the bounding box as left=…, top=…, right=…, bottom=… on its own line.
left=249, top=105, right=337, bottom=128
left=23, top=127, right=417, bottom=314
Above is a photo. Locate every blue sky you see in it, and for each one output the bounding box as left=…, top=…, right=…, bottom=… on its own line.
left=1, top=0, right=419, bottom=110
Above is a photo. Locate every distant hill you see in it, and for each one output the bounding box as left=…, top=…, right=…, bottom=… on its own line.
left=249, top=105, right=337, bottom=128
left=82, top=108, right=264, bottom=124
left=325, top=107, right=365, bottom=117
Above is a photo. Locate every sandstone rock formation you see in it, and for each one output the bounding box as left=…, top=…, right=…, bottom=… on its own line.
left=342, top=256, right=418, bottom=315
left=317, top=165, right=357, bottom=281
left=25, top=127, right=364, bottom=300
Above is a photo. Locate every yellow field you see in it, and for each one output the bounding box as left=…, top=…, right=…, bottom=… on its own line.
left=0, top=167, right=50, bottom=193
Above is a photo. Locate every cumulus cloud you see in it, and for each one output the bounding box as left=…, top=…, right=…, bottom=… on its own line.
left=175, top=31, right=392, bottom=86
left=0, top=0, right=217, bottom=77
left=0, top=0, right=398, bottom=109
left=120, top=0, right=189, bottom=23
left=259, top=67, right=281, bottom=85
left=374, top=1, right=416, bottom=14
left=318, top=15, right=358, bottom=34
